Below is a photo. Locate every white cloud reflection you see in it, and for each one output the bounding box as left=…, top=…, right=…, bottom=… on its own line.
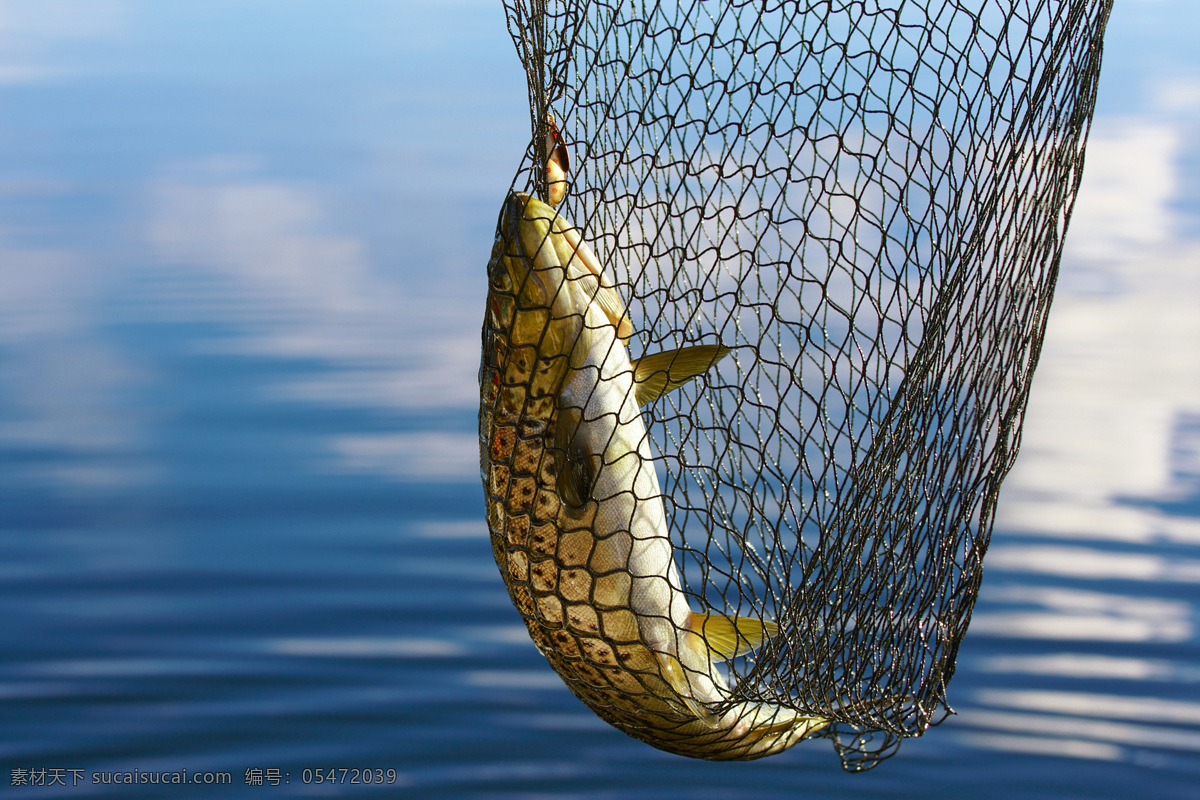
left=955, top=732, right=1122, bottom=762
left=2, top=155, right=488, bottom=490
left=985, top=545, right=1200, bottom=582
left=0, top=0, right=127, bottom=84
left=267, top=624, right=532, bottom=660
left=969, top=586, right=1192, bottom=643
left=1154, top=77, right=1200, bottom=113
left=146, top=161, right=482, bottom=414
left=463, top=670, right=565, bottom=690
left=956, top=710, right=1200, bottom=757
left=977, top=653, right=1200, bottom=682
left=330, top=432, right=480, bottom=482
left=1062, top=123, right=1179, bottom=260
left=974, top=688, right=1200, bottom=726
left=996, top=120, right=1200, bottom=545
left=269, top=637, right=466, bottom=658
left=0, top=237, right=152, bottom=488
left=143, top=160, right=486, bottom=482
left=958, top=94, right=1200, bottom=765
left=414, top=519, right=487, bottom=539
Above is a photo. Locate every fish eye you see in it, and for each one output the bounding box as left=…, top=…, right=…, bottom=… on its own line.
left=488, top=258, right=510, bottom=286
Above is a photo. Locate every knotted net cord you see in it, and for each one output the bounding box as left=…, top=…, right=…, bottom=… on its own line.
left=497, top=0, right=1113, bottom=769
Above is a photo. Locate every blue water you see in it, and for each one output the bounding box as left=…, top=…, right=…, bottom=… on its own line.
left=2, top=1, right=1198, bottom=797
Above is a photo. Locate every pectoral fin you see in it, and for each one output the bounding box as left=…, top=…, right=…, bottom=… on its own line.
left=587, top=284, right=633, bottom=345
left=631, top=344, right=731, bottom=406
left=688, top=612, right=779, bottom=660
left=551, top=215, right=633, bottom=343
left=553, top=407, right=594, bottom=509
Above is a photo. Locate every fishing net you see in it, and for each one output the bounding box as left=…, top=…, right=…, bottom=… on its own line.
left=487, top=0, right=1113, bottom=769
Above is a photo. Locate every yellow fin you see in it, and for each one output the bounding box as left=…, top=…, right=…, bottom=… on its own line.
left=689, top=613, right=779, bottom=660
left=588, top=284, right=633, bottom=345
left=551, top=216, right=632, bottom=343
left=752, top=714, right=830, bottom=739
left=654, top=652, right=718, bottom=728
left=794, top=717, right=831, bottom=737
left=550, top=213, right=601, bottom=276
left=631, top=345, right=731, bottom=407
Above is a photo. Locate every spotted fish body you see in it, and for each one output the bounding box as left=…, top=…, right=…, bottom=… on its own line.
left=479, top=191, right=827, bottom=759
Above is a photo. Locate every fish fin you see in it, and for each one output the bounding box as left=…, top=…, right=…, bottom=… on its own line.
left=794, top=717, right=831, bottom=737
left=631, top=345, right=731, bottom=407
left=689, top=613, right=779, bottom=660
left=551, top=216, right=633, bottom=343
left=553, top=407, right=592, bottom=508
left=751, top=714, right=830, bottom=739
left=589, top=284, right=633, bottom=345
left=654, top=651, right=719, bottom=728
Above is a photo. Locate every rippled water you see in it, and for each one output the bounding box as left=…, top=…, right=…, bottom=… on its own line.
left=2, top=2, right=1198, bottom=798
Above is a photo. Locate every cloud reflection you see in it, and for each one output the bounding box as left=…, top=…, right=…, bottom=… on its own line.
left=0, top=239, right=150, bottom=489
left=974, top=688, right=1200, bottom=726
left=0, top=0, right=127, bottom=84
left=969, top=586, right=1193, bottom=642
left=143, top=161, right=486, bottom=484
left=269, top=637, right=466, bottom=658
left=955, top=732, right=1122, bottom=762
left=462, top=671, right=564, bottom=690
left=330, top=432, right=480, bottom=482
left=414, top=520, right=487, bottom=539
left=960, top=95, right=1200, bottom=768
left=977, top=653, right=1200, bottom=682
left=997, top=120, right=1200, bottom=545
left=146, top=160, right=482, bottom=415
left=3, top=154, right=489, bottom=491
left=956, top=710, right=1200, bottom=755
left=985, top=544, right=1200, bottom=582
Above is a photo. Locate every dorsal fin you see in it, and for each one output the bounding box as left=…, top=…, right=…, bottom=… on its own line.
left=631, top=344, right=731, bottom=406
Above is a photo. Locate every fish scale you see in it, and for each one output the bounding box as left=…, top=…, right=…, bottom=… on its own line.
left=480, top=191, right=828, bottom=759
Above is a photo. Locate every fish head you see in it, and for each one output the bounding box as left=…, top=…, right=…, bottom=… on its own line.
left=489, top=193, right=558, bottom=306
left=487, top=193, right=578, bottom=352
left=485, top=192, right=600, bottom=418
left=489, top=191, right=633, bottom=345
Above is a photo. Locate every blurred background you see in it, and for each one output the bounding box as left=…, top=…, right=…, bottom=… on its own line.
left=0, top=1, right=1197, bottom=797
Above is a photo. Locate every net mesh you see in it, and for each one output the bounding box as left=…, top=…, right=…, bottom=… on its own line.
left=490, top=0, right=1113, bottom=769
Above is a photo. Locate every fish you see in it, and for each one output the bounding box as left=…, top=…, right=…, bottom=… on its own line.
left=479, top=190, right=829, bottom=759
